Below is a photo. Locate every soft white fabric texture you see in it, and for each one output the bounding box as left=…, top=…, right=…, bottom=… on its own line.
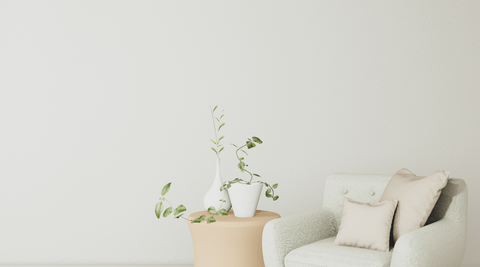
left=390, top=178, right=468, bottom=267
left=322, top=173, right=392, bottom=228
left=262, top=173, right=468, bottom=267
left=262, top=210, right=337, bottom=267
left=380, top=168, right=450, bottom=242
left=285, top=237, right=392, bottom=267
left=334, top=198, right=398, bottom=252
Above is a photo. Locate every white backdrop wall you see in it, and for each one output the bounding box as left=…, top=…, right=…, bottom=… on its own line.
left=0, top=0, right=479, bottom=265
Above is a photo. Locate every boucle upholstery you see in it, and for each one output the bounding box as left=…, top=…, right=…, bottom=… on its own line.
left=262, top=209, right=337, bottom=267
left=285, top=237, right=392, bottom=267
left=262, top=173, right=468, bottom=267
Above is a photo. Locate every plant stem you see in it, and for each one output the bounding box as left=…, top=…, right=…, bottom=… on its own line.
left=210, top=107, right=219, bottom=158
left=215, top=190, right=227, bottom=212
left=165, top=199, right=191, bottom=221
left=245, top=170, right=253, bottom=183
left=235, top=145, right=245, bottom=160
left=165, top=199, right=173, bottom=208
left=236, top=144, right=254, bottom=183
left=268, top=184, right=275, bottom=196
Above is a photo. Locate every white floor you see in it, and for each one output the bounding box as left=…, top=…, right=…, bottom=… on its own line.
left=152, top=266, right=480, bottom=267
left=1, top=265, right=478, bottom=267
left=171, top=264, right=472, bottom=267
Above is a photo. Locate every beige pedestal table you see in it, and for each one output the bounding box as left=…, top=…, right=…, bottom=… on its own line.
left=188, top=210, right=280, bottom=267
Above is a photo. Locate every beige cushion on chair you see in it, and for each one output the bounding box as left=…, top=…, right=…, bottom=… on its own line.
left=380, top=168, right=449, bottom=242
left=334, top=197, right=398, bottom=252
left=285, top=237, right=393, bottom=267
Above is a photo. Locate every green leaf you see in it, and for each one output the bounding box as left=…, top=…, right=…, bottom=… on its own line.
left=246, top=141, right=256, bottom=149
left=266, top=188, right=272, bottom=198
left=218, top=122, right=226, bottom=131
left=208, top=206, right=216, bottom=215
left=210, top=139, right=217, bottom=144
left=213, top=105, right=218, bottom=112
left=252, top=136, right=263, bottom=144
left=215, top=117, right=220, bottom=122
left=272, top=183, right=278, bottom=189
left=191, top=215, right=205, bottom=223
left=273, top=195, right=279, bottom=201
left=219, top=209, right=228, bottom=216
left=155, top=202, right=163, bottom=219
left=219, top=147, right=224, bottom=153
left=179, top=204, right=187, bottom=213
left=174, top=204, right=187, bottom=215
left=253, top=173, right=260, bottom=177
left=211, top=147, right=218, bottom=153
left=231, top=143, right=238, bottom=148
left=161, top=183, right=171, bottom=196
left=207, top=216, right=216, bottom=224
left=219, top=136, right=225, bottom=141
left=174, top=213, right=184, bottom=218
left=238, top=161, right=245, bottom=172
left=220, top=114, right=224, bottom=119
left=163, top=207, right=173, bottom=217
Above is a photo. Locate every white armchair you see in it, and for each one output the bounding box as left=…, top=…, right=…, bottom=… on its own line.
left=262, top=173, right=468, bottom=267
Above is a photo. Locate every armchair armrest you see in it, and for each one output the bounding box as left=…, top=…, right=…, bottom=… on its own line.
left=262, top=209, right=337, bottom=267
left=390, top=219, right=467, bottom=267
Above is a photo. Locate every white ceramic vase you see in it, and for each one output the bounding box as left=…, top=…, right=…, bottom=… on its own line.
left=228, top=182, right=263, bottom=218
left=203, top=158, right=232, bottom=212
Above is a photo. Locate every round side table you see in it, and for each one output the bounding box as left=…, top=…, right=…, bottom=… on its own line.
left=188, top=210, right=280, bottom=267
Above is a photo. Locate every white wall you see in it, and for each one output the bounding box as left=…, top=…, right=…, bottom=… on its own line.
left=0, top=0, right=479, bottom=265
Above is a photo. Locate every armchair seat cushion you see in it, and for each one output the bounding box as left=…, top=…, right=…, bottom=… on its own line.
left=284, top=237, right=393, bottom=267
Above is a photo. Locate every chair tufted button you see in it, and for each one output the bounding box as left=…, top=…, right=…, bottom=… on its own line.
left=343, top=190, right=348, bottom=194
left=371, top=192, right=375, bottom=196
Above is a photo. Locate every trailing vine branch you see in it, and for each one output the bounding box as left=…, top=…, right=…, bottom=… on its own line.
left=220, top=136, right=279, bottom=201
left=155, top=182, right=228, bottom=224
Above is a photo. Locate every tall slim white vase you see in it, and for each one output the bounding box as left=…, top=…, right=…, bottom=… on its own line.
left=203, top=158, right=232, bottom=212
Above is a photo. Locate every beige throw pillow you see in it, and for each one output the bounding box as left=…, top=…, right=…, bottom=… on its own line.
left=334, top=197, right=398, bottom=252
left=380, top=168, right=450, bottom=242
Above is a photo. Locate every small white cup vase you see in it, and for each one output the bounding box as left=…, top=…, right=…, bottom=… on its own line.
left=228, top=182, right=263, bottom=218
left=203, top=158, right=232, bottom=212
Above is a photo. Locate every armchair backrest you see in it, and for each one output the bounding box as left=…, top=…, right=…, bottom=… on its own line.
left=322, top=173, right=391, bottom=228
left=321, top=173, right=468, bottom=230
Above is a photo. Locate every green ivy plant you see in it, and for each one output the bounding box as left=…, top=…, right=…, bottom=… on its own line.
left=220, top=137, right=279, bottom=201
left=206, top=105, right=230, bottom=219
left=155, top=105, right=229, bottom=224
left=155, top=182, right=228, bottom=224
